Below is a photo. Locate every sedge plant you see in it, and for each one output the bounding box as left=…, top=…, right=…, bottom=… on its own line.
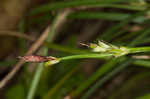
left=19, top=40, right=150, bottom=66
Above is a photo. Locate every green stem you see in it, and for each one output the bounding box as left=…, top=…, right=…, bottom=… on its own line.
left=26, top=59, right=44, bottom=99
left=129, top=47, right=150, bottom=53
left=46, top=46, right=150, bottom=65
left=60, top=53, right=113, bottom=61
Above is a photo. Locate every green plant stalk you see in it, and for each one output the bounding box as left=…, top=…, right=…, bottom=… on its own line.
left=129, top=47, right=150, bottom=53
left=55, top=46, right=150, bottom=62
left=44, top=45, right=150, bottom=66
left=103, top=46, right=150, bottom=55
left=44, top=53, right=113, bottom=66
left=60, top=53, right=113, bottom=61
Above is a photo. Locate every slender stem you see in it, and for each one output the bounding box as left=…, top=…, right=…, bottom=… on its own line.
left=60, top=53, right=113, bottom=61
left=129, top=47, right=150, bottom=53
left=26, top=58, right=44, bottom=99
left=50, top=46, right=150, bottom=63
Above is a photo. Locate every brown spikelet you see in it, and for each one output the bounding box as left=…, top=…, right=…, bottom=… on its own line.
left=18, top=55, right=56, bottom=62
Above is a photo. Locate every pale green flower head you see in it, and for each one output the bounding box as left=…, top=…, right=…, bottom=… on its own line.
left=89, top=41, right=130, bottom=57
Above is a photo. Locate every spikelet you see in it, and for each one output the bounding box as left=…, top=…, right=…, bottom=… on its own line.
left=18, top=55, right=57, bottom=62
